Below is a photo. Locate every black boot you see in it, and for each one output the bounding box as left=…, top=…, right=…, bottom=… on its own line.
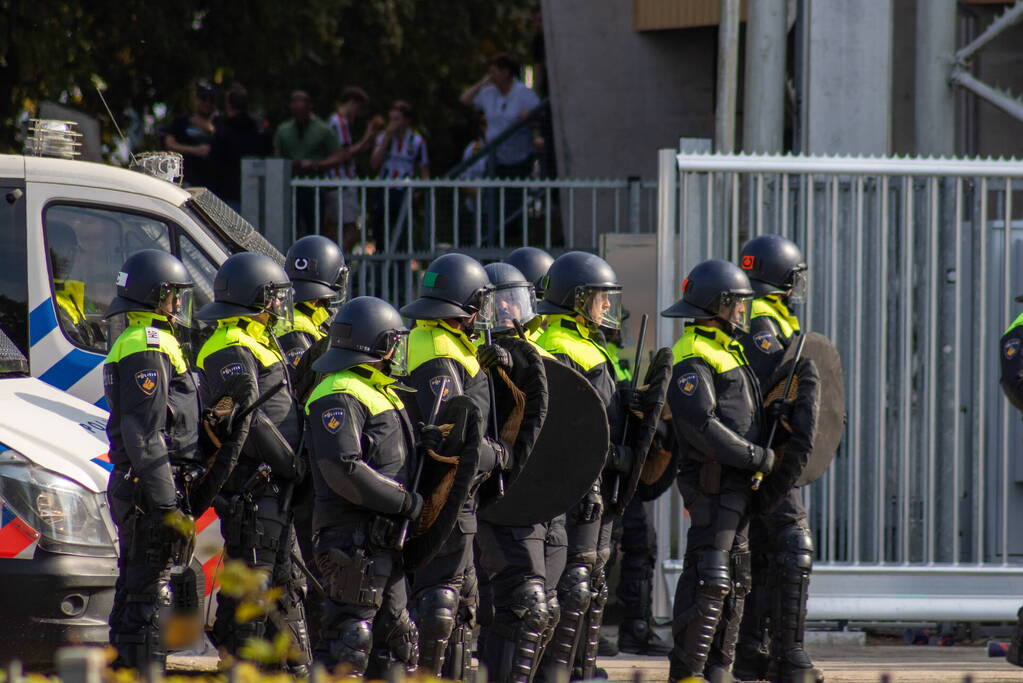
left=770, top=534, right=823, bottom=683
left=574, top=569, right=609, bottom=680
left=618, top=618, right=671, bottom=656
left=1007, top=606, right=1023, bottom=667
left=598, top=634, right=619, bottom=656
left=668, top=551, right=730, bottom=683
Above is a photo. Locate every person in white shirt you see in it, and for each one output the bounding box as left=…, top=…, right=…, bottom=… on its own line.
left=369, top=101, right=429, bottom=249
left=324, top=86, right=380, bottom=250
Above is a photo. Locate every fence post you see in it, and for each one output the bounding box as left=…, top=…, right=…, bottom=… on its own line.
left=628, top=176, right=642, bottom=234
left=54, top=647, right=105, bottom=683
left=241, top=158, right=292, bottom=252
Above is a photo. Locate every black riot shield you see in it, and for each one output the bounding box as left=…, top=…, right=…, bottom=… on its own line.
left=612, top=346, right=673, bottom=514
left=404, top=395, right=483, bottom=571
left=489, top=336, right=549, bottom=486
left=636, top=403, right=679, bottom=502
left=479, top=356, right=608, bottom=526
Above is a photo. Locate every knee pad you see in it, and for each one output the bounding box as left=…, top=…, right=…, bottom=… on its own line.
left=510, top=579, right=550, bottom=633
left=386, top=612, right=419, bottom=668
left=693, top=550, right=732, bottom=599
left=780, top=527, right=814, bottom=572
left=327, top=619, right=372, bottom=670
left=415, top=586, right=459, bottom=641
left=558, top=565, right=592, bottom=613
left=731, top=550, right=752, bottom=596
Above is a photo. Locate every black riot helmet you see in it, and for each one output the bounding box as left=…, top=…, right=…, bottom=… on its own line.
left=662, top=258, right=754, bottom=333
left=285, top=235, right=349, bottom=304
left=195, top=252, right=294, bottom=325
left=739, top=234, right=808, bottom=302
left=104, top=249, right=195, bottom=327
left=485, top=262, right=538, bottom=332
left=313, top=296, right=410, bottom=375
left=399, top=253, right=495, bottom=331
left=505, top=246, right=555, bottom=298
left=537, top=251, right=624, bottom=329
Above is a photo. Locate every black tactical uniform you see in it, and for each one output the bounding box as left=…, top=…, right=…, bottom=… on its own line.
left=399, top=254, right=509, bottom=680
left=473, top=262, right=556, bottom=683
left=733, top=235, right=822, bottom=683
left=103, top=250, right=198, bottom=669
left=304, top=296, right=421, bottom=676
left=195, top=252, right=310, bottom=668
left=1000, top=304, right=1023, bottom=669
left=662, top=259, right=776, bottom=683
left=534, top=251, right=634, bottom=682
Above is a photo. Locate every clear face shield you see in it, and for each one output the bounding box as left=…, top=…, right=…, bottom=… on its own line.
left=264, top=284, right=295, bottom=331
left=158, top=284, right=195, bottom=329
left=328, top=267, right=351, bottom=309
left=787, top=269, right=809, bottom=305
left=470, top=288, right=497, bottom=335
left=493, top=284, right=538, bottom=333
left=575, top=287, right=624, bottom=330
left=715, top=293, right=753, bottom=333
left=383, top=330, right=410, bottom=376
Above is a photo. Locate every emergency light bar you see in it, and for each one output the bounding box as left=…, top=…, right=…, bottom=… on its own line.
left=25, top=120, right=82, bottom=160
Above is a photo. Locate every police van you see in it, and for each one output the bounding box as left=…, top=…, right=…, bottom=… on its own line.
left=0, top=121, right=282, bottom=664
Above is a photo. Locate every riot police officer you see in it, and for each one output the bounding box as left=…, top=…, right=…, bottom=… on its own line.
left=506, top=246, right=555, bottom=300
left=662, top=258, right=775, bottom=683
left=535, top=251, right=636, bottom=681
left=1000, top=295, right=1023, bottom=669
left=733, top=235, right=822, bottom=683
left=195, top=252, right=310, bottom=668
left=476, top=262, right=559, bottom=683
left=278, top=235, right=349, bottom=375
left=49, top=220, right=103, bottom=349
left=103, top=250, right=198, bottom=669
left=399, top=253, right=510, bottom=680
left=305, top=296, right=421, bottom=676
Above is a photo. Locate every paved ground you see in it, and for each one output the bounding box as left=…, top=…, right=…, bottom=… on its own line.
left=600, top=645, right=1021, bottom=683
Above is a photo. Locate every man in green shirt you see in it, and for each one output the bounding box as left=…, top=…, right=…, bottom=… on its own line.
left=275, top=90, right=340, bottom=237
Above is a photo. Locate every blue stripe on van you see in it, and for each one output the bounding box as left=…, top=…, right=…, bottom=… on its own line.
left=94, top=396, right=109, bottom=411
left=28, top=300, right=59, bottom=347
left=37, top=348, right=104, bottom=392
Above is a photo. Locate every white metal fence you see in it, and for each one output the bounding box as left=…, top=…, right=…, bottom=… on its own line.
left=652, top=151, right=1023, bottom=622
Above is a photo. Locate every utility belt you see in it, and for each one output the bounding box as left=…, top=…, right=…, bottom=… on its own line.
left=313, top=524, right=386, bottom=608
left=213, top=464, right=277, bottom=550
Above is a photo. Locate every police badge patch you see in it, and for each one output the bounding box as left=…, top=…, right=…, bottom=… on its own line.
left=1004, top=338, right=1020, bottom=360
left=135, top=369, right=159, bottom=396
left=220, top=362, right=244, bottom=379
left=287, top=347, right=304, bottom=367
left=678, top=372, right=698, bottom=396
left=753, top=331, right=777, bottom=353
left=430, top=376, right=452, bottom=401
left=322, top=407, right=345, bottom=434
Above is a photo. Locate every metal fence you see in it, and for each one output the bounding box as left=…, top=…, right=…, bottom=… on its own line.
left=289, top=177, right=658, bottom=307
left=652, top=151, right=1023, bottom=622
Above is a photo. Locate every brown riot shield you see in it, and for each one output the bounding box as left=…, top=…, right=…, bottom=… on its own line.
left=403, top=395, right=482, bottom=571
left=636, top=402, right=680, bottom=502
left=479, top=356, right=608, bottom=526
left=489, top=335, right=549, bottom=487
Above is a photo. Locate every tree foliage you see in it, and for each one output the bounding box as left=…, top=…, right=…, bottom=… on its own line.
left=0, top=0, right=537, bottom=171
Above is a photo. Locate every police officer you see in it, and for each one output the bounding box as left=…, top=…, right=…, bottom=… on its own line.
left=1000, top=296, right=1023, bottom=669
left=732, top=234, right=821, bottom=683
left=305, top=296, right=421, bottom=676
left=195, top=252, right=310, bottom=668
left=476, top=262, right=558, bottom=683
left=49, top=220, right=103, bottom=349
left=534, top=251, right=636, bottom=682
left=103, top=249, right=198, bottom=669
left=278, top=235, right=349, bottom=376
left=662, top=258, right=775, bottom=683
left=506, top=246, right=555, bottom=300
left=399, top=253, right=510, bottom=680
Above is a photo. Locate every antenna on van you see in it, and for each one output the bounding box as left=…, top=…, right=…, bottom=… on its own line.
left=95, top=85, right=137, bottom=166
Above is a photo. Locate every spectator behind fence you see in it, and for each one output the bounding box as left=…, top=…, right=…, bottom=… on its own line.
left=274, top=90, right=339, bottom=237
left=325, top=86, right=382, bottom=251
left=209, top=85, right=271, bottom=212
left=165, top=86, right=216, bottom=188
left=460, top=53, right=541, bottom=179
left=369, top=101, right=429, bottom=250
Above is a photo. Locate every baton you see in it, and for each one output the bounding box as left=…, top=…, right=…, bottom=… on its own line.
left=609, top=313, right=648, bottom=507
left=483, top=328, right=506, bottom=497
left=291, top=549, right=326, bottom=599
left=751, top=333, right=807, bottom=491
left=397, top=376, right=450, bottom=547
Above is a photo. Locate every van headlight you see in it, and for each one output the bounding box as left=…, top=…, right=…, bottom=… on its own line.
left=0, top=449, right=116, bottom=557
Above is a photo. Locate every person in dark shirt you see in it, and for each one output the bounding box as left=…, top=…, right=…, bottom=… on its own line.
left=209, top=85, right=270, bottom=209
left=165, top=86, right=216, bottom=188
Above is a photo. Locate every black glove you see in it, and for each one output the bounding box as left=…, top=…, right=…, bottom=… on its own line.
left=618, top=386, right=642, bottom=415
left=766, top=399, right=795, bottom=426
left=605, top=444, right=633, bottom=473
left=400, top=490, right=424, bottom=521
left=575, top=485, right=604, bottom=523
left=478, top=344, right=513, bottom=372
left=753, top=446, right=777, bottom=474
left=419, top=423, right=444, bottom=453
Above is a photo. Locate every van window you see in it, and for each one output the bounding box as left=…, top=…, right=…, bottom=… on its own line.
left=0, top=186, right=27, bottom=355
left=44, top=205, right=171, bottom=352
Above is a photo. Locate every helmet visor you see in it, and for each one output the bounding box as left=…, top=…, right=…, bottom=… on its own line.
left=575, top=287, right=623, bottom=330
left=266, top=285, right=295, bottom=331
left=494, top=285, right=537, bottom=332
left=330, top=267, right=351, bottom=307
left=788, top=269, right=809, bottom=304
left=160, top=284, right=194, bottom=329
left=715, top=293, right=752, bottom=333
left=472, top=289, right=497, bottom=333
left=385, top=330, right=410, bottom=376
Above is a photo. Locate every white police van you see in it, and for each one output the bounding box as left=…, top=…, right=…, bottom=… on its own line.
left=0, top=121, right=282, bottom=664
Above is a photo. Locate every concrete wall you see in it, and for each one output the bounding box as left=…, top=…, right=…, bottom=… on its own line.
left=542, top=0, right=716, bottom=180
